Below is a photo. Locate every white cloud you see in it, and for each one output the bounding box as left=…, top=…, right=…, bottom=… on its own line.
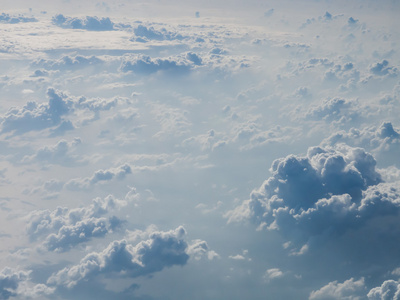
left=264, top=268, right=284, bottom=282
left=310, top=277, right=366, bottom=300
left=368, top=280, right=400, bottom=299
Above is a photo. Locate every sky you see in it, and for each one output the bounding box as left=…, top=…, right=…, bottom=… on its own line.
left=0, top=0, right=400, bottom=299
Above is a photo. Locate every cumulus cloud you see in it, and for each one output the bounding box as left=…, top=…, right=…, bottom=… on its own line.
left=0, top=13, right=37, bottom=24
left=368, top=279, right=400, bottom=299
left=131, top=24, right=184, bottom=42
left=52, top=14, right=114, bottom=31
left=370, top=60, right=397, bottom=77
left=226, top=144, right=400, bottom=256
left=26, top=195, right=127, bottom=252
left=32, top=55, right=103, bottom=71
left=310, top=277, right=366, bottom=300
left=120, top=54, right=191, bottom=75
left=305, top=98, right=359, bottom=124
left=323, top=122, right=400, bottom=167
left=21, top=138, right=83, bottom=166
left=187, top=239, right=219, bottom=261
left=65, top=164, right=132, bottom=190
left=47, top=226, right=189, bottom=288
left=1, top=88, right=72, bottom=135
left=0, top=268, right=30, bottom=300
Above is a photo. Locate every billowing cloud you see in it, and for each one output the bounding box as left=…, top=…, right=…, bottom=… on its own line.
left=1, top=88, right=72, bottom=135
left=26, top=195, right=127, bottom=252
left=21, top=138, right=83, bottom=166
left=323, top=122, right=400, bottom=167
left=32, top=55, right=103, bottom=71
left=120, top=54, right=191, bottom=75
left=47, top=226, right=189, bottom=288
left=52, top=14, right=114, bottom=31
left=0, top=268, right=30, bottom=300
left=0, top=13, right=37, bottom=24
left=370, top=60, right=398, bottom=77
left=131, top=24, right=184, bottom=42
left=310, top=278, right=366, bottom=300
left=65, top=164, right=132, bottom=190
left=368, top=279, right=400, bottom=299
left=225, top=144, right=400, bottom=261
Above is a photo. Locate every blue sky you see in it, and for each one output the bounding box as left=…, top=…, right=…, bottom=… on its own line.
left=0, top=0, right=400, bottom=299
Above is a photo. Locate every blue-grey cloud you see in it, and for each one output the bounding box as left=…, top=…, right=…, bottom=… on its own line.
left=21, top=138, right=83, bottom=166
left=306, top=98, right=359, bottom=122
left=65, top=164, right=132, bottom=190
left=131, top=24, right=184, bottom=42
left=323, top=122, right=400, bottom=167
left=370, top=60, right=398, bottom=77
left=47, top=226, right=189, bottom=288
left=120, top=55, right=191, bottom=75
left=32, top=55, right=103, bottom=71
left=52, top=14, right=114, bottom=31
left=0, top=268, right=30, bottom=300
left=0, top=13, right=37, bottom=24
left=226, top=144, right=385, bottom=247
left=26, top=195, right=127, bottom=251
left=0, top=88, right=72, bottom=135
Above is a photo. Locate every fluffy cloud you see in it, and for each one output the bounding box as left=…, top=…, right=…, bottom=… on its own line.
left=0, top=13, right=36, bottom=24
left=32, top=55, right=103, bottom=71
left=65, top=164, right=132, bottom=190
left=131, top=24, right=184, bottom=42
left=26, top=195, right=127, bottom=252
left=370, top=60, right=398, bottom=77
left=52, top=14, right=114, bottom=31
left=21, top=138, right=83, bottom=166
left=1, top=88, right=72, bottom=135
left=225, top=144, right=400, bottom=258
left=323, top=122, right=400, bottom=167
left=306, top=98, right=358, bottom=122
left=47, top=226, right=189, bottom=288
left=368, top=280, right=400, bottom=299
left=0, top=268, right=30, bottom=300
left=120, top=54, right=191, bottom=75
left=310, top=278, right=366, bottom=300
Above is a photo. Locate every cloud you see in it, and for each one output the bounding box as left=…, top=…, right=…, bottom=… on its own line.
left=32, top=55, right=104, bottom=71
left=65, top=164, right=132, bottom=190
left=131, top=24, right=184, bottom=42
left=52, top=14, right=114, bottom=31
left=305, top=98, right=359, bottom=123
left=368, top=279, right=400, bottom=299
left=47, top=226, right=189, bottom=288
left=120, top=54, right=191, bottom=75
left=310, top=277, right=366, bottom=300
left=187, top=239, right=219, bottom=261
left=0, top=268, right=30, bottom=300
left=21, top=138, right=83, bottom=166
left=226, top=144, right=395, bottom=255
left=0, top=13, right=37, bottom=24
left=0, top=88, right=73, bottom=135
left=322, top=122, right=400, bottom=167
left=264, top=268, right=284, bottom=282
left=370, top=60, right=398, bottom=77
left=26, top=195, right=127, bottom=252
